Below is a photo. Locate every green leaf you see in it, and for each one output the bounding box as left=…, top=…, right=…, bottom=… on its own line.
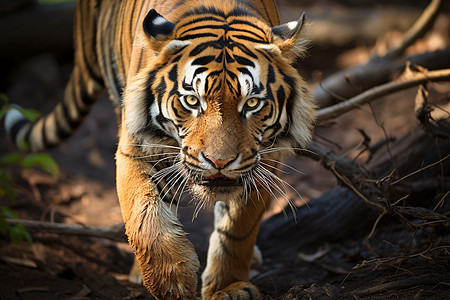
left=0, top=93, right=8, bottom=105
left=22, top=227, right=33, bottom=244
left=0, top=215, right=9, bottom=235
left=9, top=223, right=32, bottom=245
left=10, top=225, right=23, bottom=244
left=0, top=152, right=23, bottom=166
left=21, top=153, right=60, bottom=178
left=0, top=185, right=17, bottom=200
left=15, top=106, right=40, bottom=122
left=17, top=140, right=31, bottom=152
left=1, top=206, right=19, bottom=219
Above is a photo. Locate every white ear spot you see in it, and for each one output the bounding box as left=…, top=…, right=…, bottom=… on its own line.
left=286, top=20, right=299, bottom=31
left=153, top=15, right=168, bottom=26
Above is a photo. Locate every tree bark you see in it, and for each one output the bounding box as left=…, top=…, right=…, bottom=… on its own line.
left=258, top=127, right=450, bottom=259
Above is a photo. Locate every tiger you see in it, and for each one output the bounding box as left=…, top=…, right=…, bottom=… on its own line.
left=4, top=0, right=316, bottom=298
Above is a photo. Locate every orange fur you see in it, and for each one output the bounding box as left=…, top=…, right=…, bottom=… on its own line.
left=7, top=0, right=316, bottom=298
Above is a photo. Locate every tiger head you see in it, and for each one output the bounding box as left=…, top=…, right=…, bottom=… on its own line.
left=123, top=4, right=316, bottom=203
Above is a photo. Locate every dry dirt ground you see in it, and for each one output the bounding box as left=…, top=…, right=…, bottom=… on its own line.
left=1, top=1, right=449, bottom=299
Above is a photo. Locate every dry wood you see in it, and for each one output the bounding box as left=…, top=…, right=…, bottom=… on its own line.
left=5, top=219, right=127, bottom=243
left=260, top=127, right=450, bottom=258
left=383, top=0, right=444, bottom=60
left=352, top=272, right=449, bottom=296
left=313, top=0, right=446, bottom=108
left=316, top=66, right=450, bottom=120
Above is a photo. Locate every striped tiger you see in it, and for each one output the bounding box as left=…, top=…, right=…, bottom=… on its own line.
left=5, top=0, right=316, bottom=298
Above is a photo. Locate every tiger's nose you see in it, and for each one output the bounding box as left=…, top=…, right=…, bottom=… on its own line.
left=203, top=153, right=236, bottom=169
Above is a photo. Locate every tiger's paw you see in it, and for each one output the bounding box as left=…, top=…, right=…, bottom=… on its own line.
left=205, top=282, right=261, bottom=300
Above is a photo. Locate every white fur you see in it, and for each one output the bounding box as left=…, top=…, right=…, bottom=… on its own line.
left=4, top=107, right=24, bottom=133
left=163, top=40, right=191, bottom=52
left=4, top=107, right=31, bottom=151
left=152, top=15, right=167, bottom=26
left=286, top=20, right=299, bottom=31
left=123, top=77, right=148, bottom=137
left=255, top=44, right=281, bottom=55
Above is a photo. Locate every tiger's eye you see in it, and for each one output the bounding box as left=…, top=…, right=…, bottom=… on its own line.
left=186, top=95, right=199, bottom=107
left=246, top=98, right=259, bottom=108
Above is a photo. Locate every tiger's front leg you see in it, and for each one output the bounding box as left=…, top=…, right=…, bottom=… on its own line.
left=201, top=189, right=271, bottom=299
left=116, top=130, right=199, bottom=299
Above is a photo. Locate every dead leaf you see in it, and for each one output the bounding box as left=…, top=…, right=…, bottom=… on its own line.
left=298, top=245, right=331, bottom=262
left=2, top=256, right=38, bottom=268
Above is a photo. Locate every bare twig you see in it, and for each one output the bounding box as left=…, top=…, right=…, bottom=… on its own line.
left=393, top=206, right=450, bottom=225
left=316, top=67, right=450, bottom=120
left=365, top=212, right=388, bottom=258
left=390, top=153, right=450, bottom=185
left=383, top=0, right=443, bottom=60
left=6, top=219, right=127, bottom=242
left=353, top=245, right=450, bottom=272
left=353, top=272, right=449, bottom=296
left=301, top=143, right=386, bottom=212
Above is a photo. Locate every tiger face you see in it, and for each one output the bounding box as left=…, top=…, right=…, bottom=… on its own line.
left=123, top=6, right=315, bottom=203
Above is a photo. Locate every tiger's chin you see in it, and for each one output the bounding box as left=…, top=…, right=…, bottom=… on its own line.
left=189, top=176, right=245, bottom=203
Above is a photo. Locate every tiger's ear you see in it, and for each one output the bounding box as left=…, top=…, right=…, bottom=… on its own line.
left=271, top=13, right=309, bottom=62
left=143, top=9, right=176, bottom=51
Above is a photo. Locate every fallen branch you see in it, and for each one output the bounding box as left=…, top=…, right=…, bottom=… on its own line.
left=383, top=0, right=443, bottom=60
left=6, top=219, right=127, bottom=243
left=301, top=142, right=385, bottom=212
left=313, top=0, right=446, bottom=107
left=352, top=272, right=450, bottom=296
left=316, top=66, right=450, bottom=120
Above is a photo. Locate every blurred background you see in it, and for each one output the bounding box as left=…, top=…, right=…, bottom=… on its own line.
left=0, top=0, right=449, bottom=299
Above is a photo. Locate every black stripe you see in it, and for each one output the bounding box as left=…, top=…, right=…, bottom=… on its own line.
left=229, top=19, right=266, bottom=36
left=61, top=99, right=81, bottom=129
left=41, top=118, right=50, bottom=148
left=171, top=103, right=182, bottom=119
left=189, top=40, right=224, bottom=56
left=261, top=105, right=274, bottom=122
left=79, top=3, right=103, bottom=86
left=77, top=72, right=96, bottom=106
left=277, top=86, right=286, bottom=108
left=9, top=119, right=30, bottom=144
left=234, top=54, right=255, bottom=67
left=171, top=54, right=182, bottom=63
left=235, top=43, right=258, bottom=59
left=128, top=1, right=138, bottom=39
left=179, top=32, right=218, bottom=40
left=193, top=67, right=208, bottom=79
left=72, top=78, right=89, bottom=118
left=191, top=55, right=216, bottom=66
left=180, top=6, right=226, bottom=19
left=240, top=150, right=257, bottom=164
left=255, top=48, right=272, bottom=61
left=233, top=34, right=268, bottom=44
left=180, top=24, right=227, bottom=35
left=55, top=125, right=70, bottom=141
left=267, top=65, right=276, bottom=83
left=177, top=16, right=224, bottom=35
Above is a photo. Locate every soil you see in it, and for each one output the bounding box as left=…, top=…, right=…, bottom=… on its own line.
left=0, top=1, right=449, bottom=299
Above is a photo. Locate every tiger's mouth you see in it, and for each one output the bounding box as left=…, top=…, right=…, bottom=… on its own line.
left=197, top=173, right=242, bottom=187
